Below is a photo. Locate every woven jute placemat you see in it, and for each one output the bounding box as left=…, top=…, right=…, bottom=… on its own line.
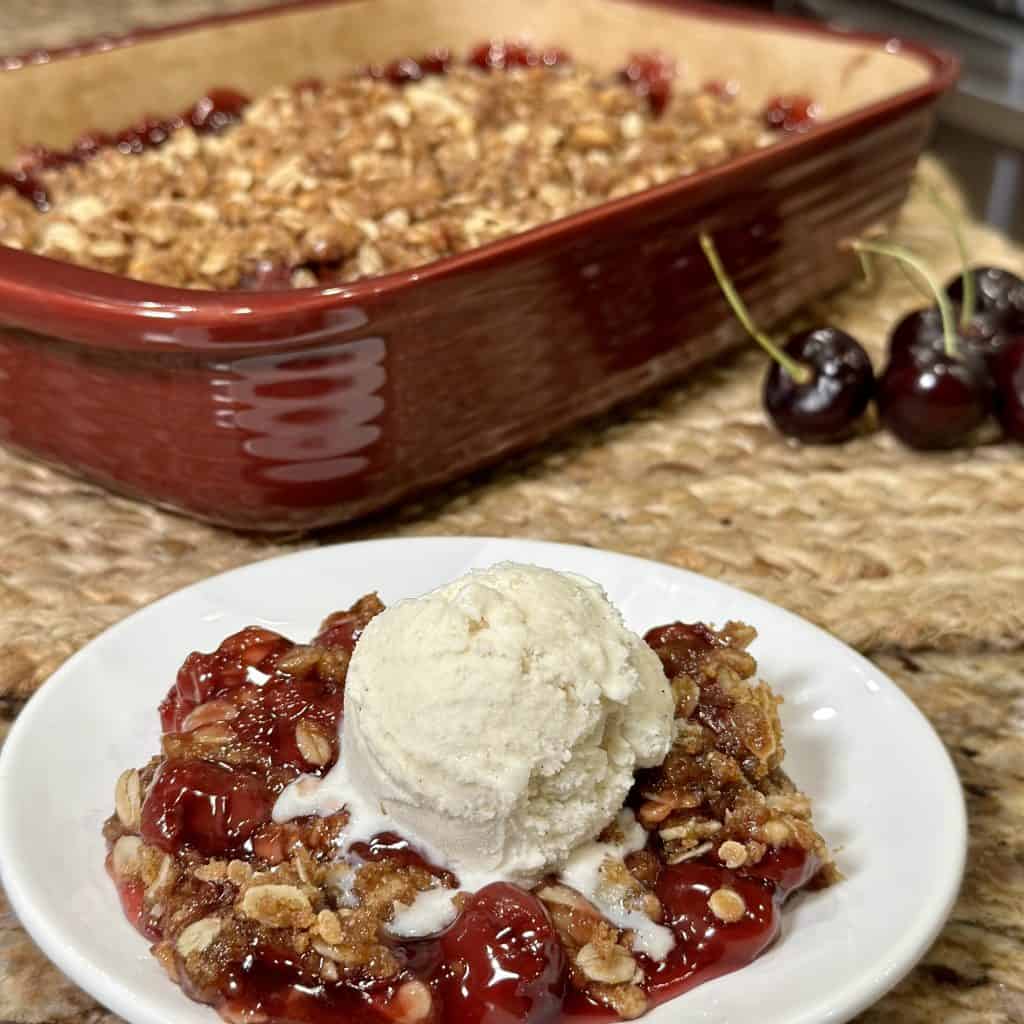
left=0, top=3, right=1021, bottom=1014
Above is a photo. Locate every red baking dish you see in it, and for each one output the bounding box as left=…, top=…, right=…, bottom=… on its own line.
left=0, top=0, right=956, bottom=531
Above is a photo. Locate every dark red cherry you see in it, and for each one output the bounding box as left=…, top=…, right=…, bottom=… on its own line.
left=877, top=347, right=991, bottom=450
left=140, top=758, right=275, bottom=856
left=438, top=882, right=567, bottom=1024
left=992, top=335, right=1024, bottom=441
left=763, top=328, right=875, bottom=443
left=946, top=266, right=1024, bottom=328
left=763, top=95, right=818, bottom=132
left=889, top=306, right=1007, bottom=378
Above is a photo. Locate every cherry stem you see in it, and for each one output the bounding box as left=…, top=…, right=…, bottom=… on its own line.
left=856, top=249, right=875, bottom=289
left=852, top=239, right=958, bottom=359
left=699, top=231, right=811, bottom=384
left=921, top=182, right=975, bottom=326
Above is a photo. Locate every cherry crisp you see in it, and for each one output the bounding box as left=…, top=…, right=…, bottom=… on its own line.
left=103, top=593, right=834, bottom=1024
left=0, top=43, right=813, bottom=291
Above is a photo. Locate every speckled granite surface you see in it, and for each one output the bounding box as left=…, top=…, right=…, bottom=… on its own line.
left=0, top=3, right=1022, bottom=1024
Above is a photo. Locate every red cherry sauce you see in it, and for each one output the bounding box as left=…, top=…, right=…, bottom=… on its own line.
left=468, top=41, right=569, bottom=71
left=142, top=619, right=356, bottom=859
left=369, top=49, right=452, bottom=84
left=763, top=95, right=818, bottom=133
left=104, top=854, right=161, bottom=941
left=2, top=89, right=250, bottom=211
left=159, top=625, right=292, bottom=733
left=212, top=964, right=437, bottom=1024
left=140, top=757, right=276, bottom=857
left=645, top=846, right=817, bottom=1005
left=439, top=883, right=568, bottom=1024
left=0, top=169, right=49, bottom=210
left=619, top=52, right=676, bottom=116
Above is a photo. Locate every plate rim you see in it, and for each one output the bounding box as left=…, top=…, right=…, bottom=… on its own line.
left=0, top=535, right=967, bottom=1024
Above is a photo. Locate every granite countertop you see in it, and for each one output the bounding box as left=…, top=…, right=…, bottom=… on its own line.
left=0, top=3, right=1022, bottom=1024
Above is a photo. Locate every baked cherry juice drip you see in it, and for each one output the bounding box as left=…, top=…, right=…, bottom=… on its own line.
left=108, top=608, right=821, bottom=1024
left=11, top=89, right=249, bottom=210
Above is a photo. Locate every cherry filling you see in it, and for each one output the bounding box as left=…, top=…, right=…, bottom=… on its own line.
left=468, top=41, right=570, bottom=71
left=12, top=89, right=250, bottom=205
left=618, top=52, right=677, bottom=116
left=351, top=831, right=458, bottom=888
left=762, top=94, right=818, bottom=133
left=439, top=883, right=568, bottom=1024
left=642, top=621, right=723, bottom=679
left=141, top=758, right=276, bottom=857
left=369, top=49, right=453, bottom=84
left=643, top=846, right=817, bottom=1004
left=159, top=625, right=293, bottom=733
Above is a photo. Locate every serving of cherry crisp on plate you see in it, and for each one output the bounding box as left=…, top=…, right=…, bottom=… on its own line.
left=102, top=562, right=835, bottom=1024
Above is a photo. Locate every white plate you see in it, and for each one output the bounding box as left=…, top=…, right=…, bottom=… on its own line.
left=0, top=537, right=966, bottom=1024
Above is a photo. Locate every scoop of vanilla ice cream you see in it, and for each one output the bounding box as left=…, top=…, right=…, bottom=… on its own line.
left=335, top=562, right=672, bottom=887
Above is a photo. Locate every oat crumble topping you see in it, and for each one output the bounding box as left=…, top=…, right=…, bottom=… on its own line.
left=1, top=57, right=780, bottom=290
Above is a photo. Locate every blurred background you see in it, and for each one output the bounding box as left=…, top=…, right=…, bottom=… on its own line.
left=1, top=0, right=1021, bottom=236
left=732, top=0, right=1024, bottom=239
left=781, top=0, right=1024, bottom=241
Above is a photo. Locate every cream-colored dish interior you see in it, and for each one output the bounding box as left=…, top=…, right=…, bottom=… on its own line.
left=0, top=0, right=933, bottom=165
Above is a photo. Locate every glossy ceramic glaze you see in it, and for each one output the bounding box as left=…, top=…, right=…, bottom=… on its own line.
left=0, top=0, right=957, bottom=531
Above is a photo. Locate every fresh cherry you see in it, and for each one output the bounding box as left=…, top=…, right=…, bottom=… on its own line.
left=857, top=239, right=993, bottom=449
left=701, top=232, right=874, bottom=443
left=140, top=758, right=275, bottom=857
left=763, top=328, right=875, bottom=443
left=947, top=266, right=1024, bottom=328
left=992, top=336, right=1024, bottom=441
left=876, top=348, right=991, bottom=450
left=619, top=52, right=676, bottom=115
left=763, top=95, right=818, bottom=133
left=923, top=185, right=1024, bottom=337
left=889, top=306, right=1006, bottom=379
left=438, top=882, right=567, bottom=1024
